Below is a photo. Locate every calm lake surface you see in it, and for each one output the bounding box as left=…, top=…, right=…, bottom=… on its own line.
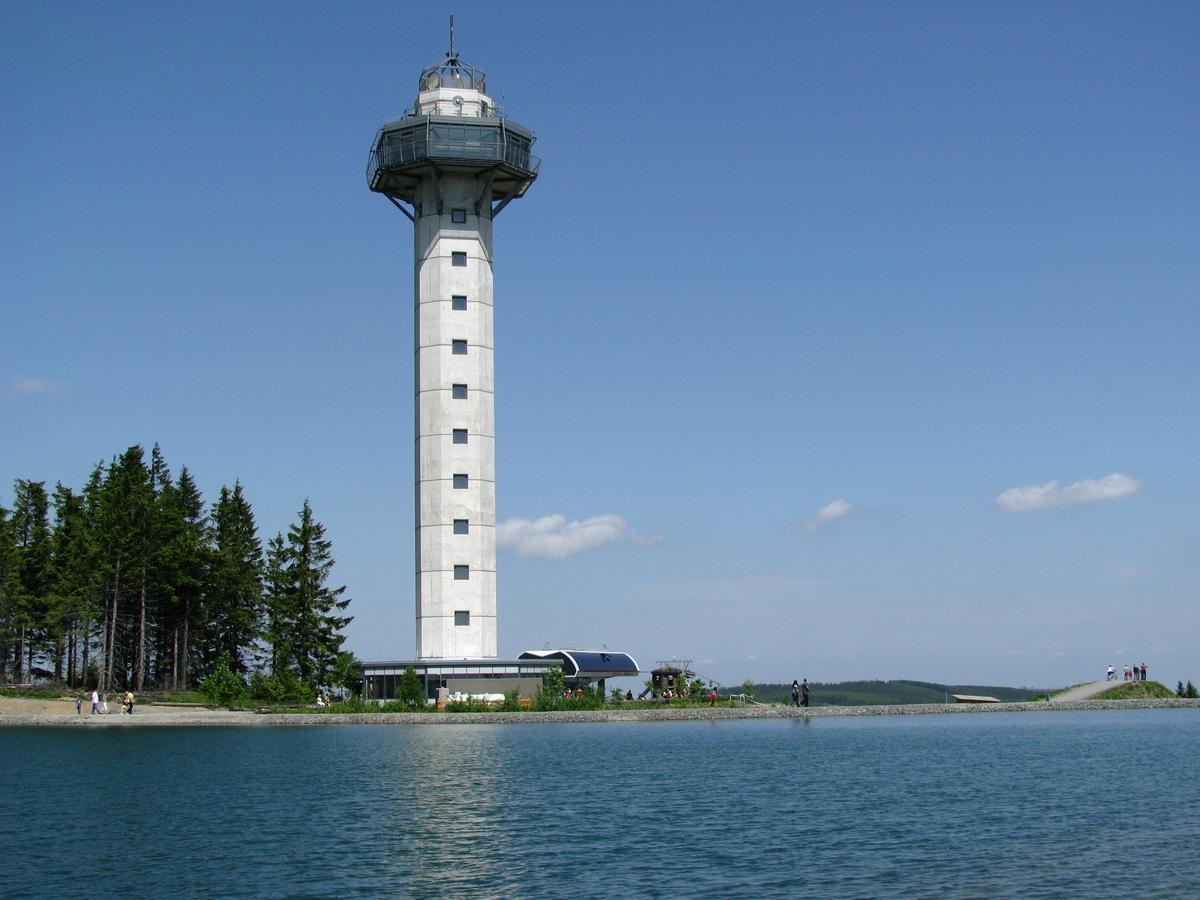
left=2, top=709, right=1197, bottom=898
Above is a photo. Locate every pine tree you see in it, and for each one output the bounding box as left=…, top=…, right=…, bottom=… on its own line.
left=263, top=532, right=293, bottom=674
left=205, top=482, right=263, bottom=674
left=49, top=484, right=92, bottom=684
left=11, top=480, right=53, bottom=682
left=275, top=500, right=352, bottom=688
left=155, top=466, right=208, bottom=689
left=96, top=448, right=154, bottom=690
left=0, top=507, right=19, bottom=681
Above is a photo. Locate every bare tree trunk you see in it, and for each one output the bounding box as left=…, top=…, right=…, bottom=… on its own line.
left=16, top=625, right=25, bottom=684
left=136, top=567, right=146, bottom=692
left=81, top=614, right=90, bottom=685
left=105, top=558, right=121, bottom=691
left=181, top=600, right=190, bottom=690
left=67, top=623, right=76, bottom=686
left=172, top=626, right=179, bottom=692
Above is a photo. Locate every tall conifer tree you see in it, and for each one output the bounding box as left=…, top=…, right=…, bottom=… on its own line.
left=11, top=480, right=52, bottom=682
left=0, top=507, right=18, bottom=681
left=206, top=482, right=263, bottom=674
left=275, top=500, right=352, bottom=687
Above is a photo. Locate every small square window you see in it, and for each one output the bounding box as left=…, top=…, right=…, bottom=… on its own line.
left=453, top=519, right=468, bottom=534
left=451, top=209, right=467, bottom=224
left=453, top=474, right=468, bottom=489
left=451, top=251, right=466, bottom=267
left=452, top=295, right=467, bottom=311
left=452, top=429, right=468, bottom=444
left=454, top=610, right=470, bottom=626
left=454, top=565, right=469, bottom=580
left=452, top=384, right=467, bottom=399
left=452, top=340, right=467, bottom=355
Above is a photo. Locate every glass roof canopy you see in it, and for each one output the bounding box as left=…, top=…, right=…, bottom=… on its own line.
left=418, top=53, right=487, bottom=94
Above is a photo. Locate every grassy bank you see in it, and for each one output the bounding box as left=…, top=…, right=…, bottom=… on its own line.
left=752, top=679, right=1046, bottom=706
left=1094, top=681, right=1175, bottom=700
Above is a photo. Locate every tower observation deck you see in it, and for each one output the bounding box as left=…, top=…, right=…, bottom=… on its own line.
left=367, top=34, right=538, bottom=659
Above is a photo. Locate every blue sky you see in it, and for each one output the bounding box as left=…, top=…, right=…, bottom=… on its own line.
left=3, top=2, right=1197, bottom=689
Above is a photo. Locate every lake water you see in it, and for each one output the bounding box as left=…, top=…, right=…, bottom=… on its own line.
left=2, top=709, right=1197, bottom=897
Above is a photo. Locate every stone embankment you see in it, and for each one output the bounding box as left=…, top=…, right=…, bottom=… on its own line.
left=2, top=697, right=1198, bottom=727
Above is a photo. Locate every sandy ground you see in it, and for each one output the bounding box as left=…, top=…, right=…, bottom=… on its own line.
left=0, top=694, right=218, bottom=718
left=2, top=693, right=1198, bottom=727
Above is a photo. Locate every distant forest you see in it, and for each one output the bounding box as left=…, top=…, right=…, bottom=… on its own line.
left=0, top=444, right=352, bottom=693
left=753, top=680, right=1045, bottom=706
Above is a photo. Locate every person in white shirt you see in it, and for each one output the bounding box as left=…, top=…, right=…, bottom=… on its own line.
left=90, top=689, right=99, bottom=714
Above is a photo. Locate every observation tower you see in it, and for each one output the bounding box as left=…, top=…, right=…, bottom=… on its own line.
left=366, top=27, right=539, bottom=659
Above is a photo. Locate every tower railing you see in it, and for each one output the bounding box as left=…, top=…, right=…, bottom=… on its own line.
left=366, top=136, right=541, bottom=186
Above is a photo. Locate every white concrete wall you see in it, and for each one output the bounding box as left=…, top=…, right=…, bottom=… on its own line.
left=416, top=86, right=495, bottom=118
left=413, top=176, right=497, bottom=658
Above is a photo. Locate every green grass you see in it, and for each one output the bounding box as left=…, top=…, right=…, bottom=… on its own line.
left=1094, top=681, right=1174, bottom=700
left=751, top=679, right=1047, bottom=707
left=0, top=686, right=65, bottom=700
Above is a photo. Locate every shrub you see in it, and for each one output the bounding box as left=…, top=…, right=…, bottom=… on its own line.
left=535, top=666, right=566, bottom=711
left=199, top=654, right=250, bottom=708
left=398, top=666, right=425, bottom=708
left=249, top=670, right=314, bottom=705
left=445, top=698, right=494, bottom=712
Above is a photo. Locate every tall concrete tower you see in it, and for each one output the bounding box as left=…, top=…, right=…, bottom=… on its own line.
left=367, top=30, right=539, bottom=659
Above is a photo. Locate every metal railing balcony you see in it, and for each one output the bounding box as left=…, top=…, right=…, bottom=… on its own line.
left=366, top=136, right=541, bottom=186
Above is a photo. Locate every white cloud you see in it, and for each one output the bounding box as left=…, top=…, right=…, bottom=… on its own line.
left=803, top=498, right=852, bottom=533
left=995, top=473, right=1142, bottom=512
left=2, top=377, right=71, bottom=398
left=496, top=513, right=633, bottom=560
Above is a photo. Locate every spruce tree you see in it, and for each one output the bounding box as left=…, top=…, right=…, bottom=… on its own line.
left=263, top=532, right=293, bottom=674
left=49, top=484, right=92, bottom=684
left=277, top=500, right=352, bottom=688
left=11, top=480, right=53, bottom=682
left=96, top=448, right=154, bottom=690
left=0, top=507, right=18, bottom=681
left=205, top=482, right=263, bottom=674
left=155, top=466, right=208, bottom=689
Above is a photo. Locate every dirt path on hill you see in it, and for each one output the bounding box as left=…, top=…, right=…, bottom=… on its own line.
left=1050, top=680, right=1117, bottom=702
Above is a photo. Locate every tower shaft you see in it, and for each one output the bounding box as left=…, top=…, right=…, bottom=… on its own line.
left=414, top=177, right=496, bottom=658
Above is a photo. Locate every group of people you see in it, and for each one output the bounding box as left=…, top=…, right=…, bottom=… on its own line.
left=78, top=689, right=135, bottom=715
left=791, top=679, right=811, bottom=707
left=1106, top=663, right=1149, bottom=682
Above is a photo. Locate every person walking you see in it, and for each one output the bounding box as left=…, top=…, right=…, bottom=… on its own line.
left=801, top=679, right=811, bottom=708
left=100, top=694, right=109, bottom=715
left=76, top=696, right=83, bottom=715
left=791, top=680, right=801, bottom=707
left=1141, top=663, right=1148, bottom=682
left=123, top=691, right=134, bottom=715
left=90, top=689, right=99, bottom=715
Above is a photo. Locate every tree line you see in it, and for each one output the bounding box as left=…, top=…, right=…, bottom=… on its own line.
left=0, top=444, right=352, bottom=693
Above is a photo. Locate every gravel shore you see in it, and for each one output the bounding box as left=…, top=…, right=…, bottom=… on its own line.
left=2, top=697, right=1197, bottom=727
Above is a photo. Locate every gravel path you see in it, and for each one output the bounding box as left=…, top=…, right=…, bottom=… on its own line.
left=1050, top=680, right=1120, bottom=702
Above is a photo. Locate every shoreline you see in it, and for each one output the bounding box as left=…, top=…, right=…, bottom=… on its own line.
left=2, top=697, right=1198, bottom=727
